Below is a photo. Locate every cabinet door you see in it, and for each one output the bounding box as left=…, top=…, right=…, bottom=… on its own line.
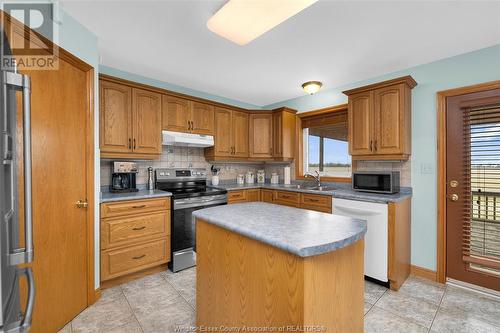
left=261, top=189, right=274, bottom=203
left=249, top=113, right=273, bottom=158
left=232, top=111, right=249, bottom=157
left=246, top=189, right=260, bottom=202
left=348, top=91, right=373, bottom=155
left=373, top=85, right=403, bottom=155
left=132, top=88, right=162, bottom=154
left=162, top=95, right=191, bottom=133
left=272, top=112, right=283, bottom=157
left=191, top=102, right=214, bottom=135
left=214, top=107, right=232, bottom=157
left=100, top=80, right=132, bottom=153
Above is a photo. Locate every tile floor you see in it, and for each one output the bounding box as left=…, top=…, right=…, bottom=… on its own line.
left=59, top=268, right=500, bottom=333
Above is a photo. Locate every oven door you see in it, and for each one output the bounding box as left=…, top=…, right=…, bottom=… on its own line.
left=171, top=194, right=227, bottom=272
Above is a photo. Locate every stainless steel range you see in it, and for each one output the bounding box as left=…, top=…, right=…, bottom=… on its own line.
left=155, top=168, right=227, bottom=272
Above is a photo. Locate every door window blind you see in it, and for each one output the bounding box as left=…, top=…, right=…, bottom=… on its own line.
left=463, top=105, right=500, bottom=275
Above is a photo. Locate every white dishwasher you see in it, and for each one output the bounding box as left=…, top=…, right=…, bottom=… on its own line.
left=332, top=198, right=388, bottom=283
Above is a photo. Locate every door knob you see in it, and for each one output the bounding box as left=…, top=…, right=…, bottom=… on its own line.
left=450, top=194, right=459, bottom=202
left=76, top=200, right=88, bottom=208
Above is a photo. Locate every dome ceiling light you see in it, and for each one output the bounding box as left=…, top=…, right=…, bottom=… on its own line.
left=302, top=81, right=323, bottom=95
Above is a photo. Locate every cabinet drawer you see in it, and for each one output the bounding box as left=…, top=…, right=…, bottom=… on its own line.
left=101, top=211, right=170, bottom=250
left=275, top=190, right=299, bottom=205
left=300, top=193, right=332, bottom=213
left=228, top=190, right=247, bottom=204
left=101, top=238, right=169, bottom=281
left=101, top=197, right=170, bottom=218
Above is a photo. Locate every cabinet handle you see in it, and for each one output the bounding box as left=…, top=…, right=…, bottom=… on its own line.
left=133, top=138, right=136, bottom=149
left=307, top=198, right=320, bottom=202
left=370, top=140, right=373, bottom=151
left=374, top=140, right=377, bottom=151
left=132, top=204, right=146, bottom=209
left=128, top=138, right=132, bottom=149
left=132, top=254, right=146, bottom=260
left=132, top=226, right=146, bottom=231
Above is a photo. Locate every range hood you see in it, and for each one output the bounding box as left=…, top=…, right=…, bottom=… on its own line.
left=162, top=130, right=214, bottom=148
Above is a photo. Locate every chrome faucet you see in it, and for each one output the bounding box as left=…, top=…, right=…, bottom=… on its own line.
left=304, top=170, right=321, bottom=187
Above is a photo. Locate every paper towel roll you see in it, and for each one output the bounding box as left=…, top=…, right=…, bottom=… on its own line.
left=284, top=166, right=291, bottom=185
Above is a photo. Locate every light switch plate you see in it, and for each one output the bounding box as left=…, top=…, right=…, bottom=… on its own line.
left=420, top=163, right=433, bottom=174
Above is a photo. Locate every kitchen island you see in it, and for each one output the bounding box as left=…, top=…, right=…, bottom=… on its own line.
left=193, top=202, right=367, bottom=333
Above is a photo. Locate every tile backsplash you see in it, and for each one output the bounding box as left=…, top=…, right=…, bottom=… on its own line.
left=354, top=159, right=411, bottom=187
left=100, top=146, right=293, bottom=187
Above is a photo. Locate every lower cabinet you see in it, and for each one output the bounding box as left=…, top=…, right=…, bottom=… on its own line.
left=100, top=197, right=171, bottom=282
left=228, top=188, right=332, bottom=213
left=227, top=189, right=260, bottom=204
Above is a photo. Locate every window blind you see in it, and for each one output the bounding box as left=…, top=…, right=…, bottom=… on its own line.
left=463, top=105, right=500, bottom=274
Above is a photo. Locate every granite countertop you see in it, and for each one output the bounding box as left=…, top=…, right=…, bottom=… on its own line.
left=218, top=182, right=412, bottom=204
left=193, top=202, right=367, bottom=257
left=100, top=189, right=172, bottom=203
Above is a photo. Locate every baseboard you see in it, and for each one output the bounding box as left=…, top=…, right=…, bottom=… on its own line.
left=410, top=265, right=438, bottom=282
left=100, top=264, right=168, bottom=290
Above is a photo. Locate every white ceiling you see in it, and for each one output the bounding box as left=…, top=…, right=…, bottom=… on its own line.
left=61, top=0, right=500, bottom=107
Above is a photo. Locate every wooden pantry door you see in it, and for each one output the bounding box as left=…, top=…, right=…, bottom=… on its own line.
left=5, top=13, right=95, bottom=332
left=445, top=87, right=500, bottom=291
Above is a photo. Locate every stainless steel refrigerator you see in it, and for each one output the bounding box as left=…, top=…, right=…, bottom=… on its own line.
left=0, top=30, right=35, bottom=333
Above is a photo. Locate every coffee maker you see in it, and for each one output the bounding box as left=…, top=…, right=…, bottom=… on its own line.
left=110, top=161, right=139, bottom=193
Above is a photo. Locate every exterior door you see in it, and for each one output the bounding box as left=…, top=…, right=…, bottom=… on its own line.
left=132, top=88, right=162, bottom=154
left=17, top=55, right=92, bottom=331
left=348, top=91, right=372, bottom=155
left=373, top=85, right=403, bottom=155
left=446, top=88, right=500, bottom=291
left=100, top=80, right=132, bottom=153
left=249, top=113, right=273, bottom=158
left=191, top=102, right=214, bottom=135
left=162, top=95, right=190, bottom=133
left=214, top=107, right=232, bottom=157
left=232, top=110, right=249, bottom=157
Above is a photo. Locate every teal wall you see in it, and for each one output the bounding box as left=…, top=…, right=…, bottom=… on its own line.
left=265, top=44, right=500, bottom=271
left=99, top=65, right=261, bottom=110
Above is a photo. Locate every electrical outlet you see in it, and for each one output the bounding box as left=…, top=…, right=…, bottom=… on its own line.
left=420, top=163, right=433, bottom=174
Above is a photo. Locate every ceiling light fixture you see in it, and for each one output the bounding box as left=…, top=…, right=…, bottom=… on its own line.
left=207, top=0, right=319, bottom=46
left=302, top=81, right=322, bottom=95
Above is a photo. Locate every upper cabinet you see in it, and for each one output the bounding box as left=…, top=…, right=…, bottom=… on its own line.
left=343, top=76, right=416, bottom=161
left=249, top=113, right=273, bottom=158
left=248, top=108, right=296, bottom=161
left=205, top=107, right=249, bottom=160
left=162, top=96, right=214, bottom=135
left=100, top=79, right=162, bottom=159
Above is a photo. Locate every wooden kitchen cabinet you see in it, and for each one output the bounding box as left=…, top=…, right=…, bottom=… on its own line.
left=248, top=108, right=296, bottom=161
left=100, top=197, right=171, bottom=284
left=272, top=108, right=296, bottom=160
left=100, top=79, right=162, bottom=159
left=344, top=76, right=416, bottom=161
left=132, top=88, right=162, bottom=154
left=161, top=95, right=191, bottom=133
left=162, top=96, right=215, bottom=135
left=228, top=188, right=331, bottom=213
left=249, top=113, right=273, bottom=158
left=261, top=189, right=275, bottom=203
left=205, top=107, right=249, bottom=160
left=100, top=80, right=132, bottom=154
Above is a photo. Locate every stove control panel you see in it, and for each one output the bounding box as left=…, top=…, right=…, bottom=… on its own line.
left=155, top=168, right=207, bottom=181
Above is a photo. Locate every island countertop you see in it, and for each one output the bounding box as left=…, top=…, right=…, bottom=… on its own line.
left=193, top=202, right=367, bottom=257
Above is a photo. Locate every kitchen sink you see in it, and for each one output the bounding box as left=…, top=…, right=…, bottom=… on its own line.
left=304, top=186, right=335, bottom=192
